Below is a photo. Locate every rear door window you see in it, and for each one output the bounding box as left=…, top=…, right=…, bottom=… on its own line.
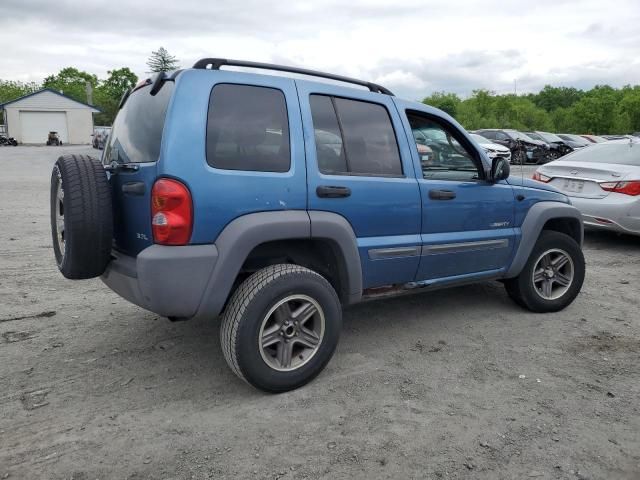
left=310, top=94, right=402, bottom=176
left=206, top=84, right=290, bottom=172
left=104, top=82, right=174, bottom=164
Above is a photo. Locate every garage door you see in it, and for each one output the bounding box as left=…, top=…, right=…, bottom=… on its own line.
left=20, top=111, right=68, bottom=144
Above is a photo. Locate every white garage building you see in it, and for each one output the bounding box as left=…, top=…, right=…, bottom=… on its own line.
left=0, top=89, right=100, bottom=145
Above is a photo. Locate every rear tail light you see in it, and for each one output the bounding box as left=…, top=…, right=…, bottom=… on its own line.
left=532, top=171, right=551, bottom=183
left=599, top=180, right=640, bottom=196
left=151, top=178, right=193, bottom=245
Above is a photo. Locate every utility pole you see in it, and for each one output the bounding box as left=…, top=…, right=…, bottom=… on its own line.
left=85, top=81, right=93, bottom=105
left=514, top=79, right=517, bottom=96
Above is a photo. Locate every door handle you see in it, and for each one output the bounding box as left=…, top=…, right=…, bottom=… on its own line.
left=316, top=185, right=351, bottom=198
left=429, top=189, right=456, bottom=200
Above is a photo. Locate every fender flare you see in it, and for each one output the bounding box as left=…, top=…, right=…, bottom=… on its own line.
left=194, top=210, right=362, bottom=319
left=505, top=201, right=584, bottom=278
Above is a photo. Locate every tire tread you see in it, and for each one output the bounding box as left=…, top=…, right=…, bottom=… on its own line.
left=220, top=264, right=328, bottom=385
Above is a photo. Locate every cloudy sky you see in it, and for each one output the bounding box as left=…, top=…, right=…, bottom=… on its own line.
left=2, top=0, right=639, bottom=99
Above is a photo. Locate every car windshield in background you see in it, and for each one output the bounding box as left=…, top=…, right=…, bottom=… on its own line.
left=539, top=132, right=563, bottom=143
left=559, top=134, right=591, bottom=145
left=526, top=132, right=545, bottom=142
left=564, top=141, right=640, bottom=165
left=506, top=130, right=536, bottom=142
left=471, top=133, right=491, bottom=144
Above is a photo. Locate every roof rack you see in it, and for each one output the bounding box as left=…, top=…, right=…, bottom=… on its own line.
left=192, top=58, right=394, bottom=96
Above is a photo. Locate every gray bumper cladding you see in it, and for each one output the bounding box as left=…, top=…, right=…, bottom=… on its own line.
left=101, top=244, right=219, bottom=318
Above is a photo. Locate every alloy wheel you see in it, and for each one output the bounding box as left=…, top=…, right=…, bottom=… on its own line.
left=532, top=248, right=574, bottom=300
left=258, top=294, right=325, bottom=372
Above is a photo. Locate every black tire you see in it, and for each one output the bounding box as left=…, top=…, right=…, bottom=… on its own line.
left=504, top=231, right=585, bottom=313
left=50, top=154, right=113, bottom=279
left=220, top=264, right=342, bottom=393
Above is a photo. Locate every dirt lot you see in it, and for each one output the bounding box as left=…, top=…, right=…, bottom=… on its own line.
left=1, top=146, right=638, bottom=479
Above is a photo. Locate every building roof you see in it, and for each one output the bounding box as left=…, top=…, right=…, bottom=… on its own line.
left=0, top=88, right=101, bottom=112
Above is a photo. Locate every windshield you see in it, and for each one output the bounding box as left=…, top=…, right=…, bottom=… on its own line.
left=563, top=141, right=639, bottom=165
left=558, top=134, right=590, bottom=145
left=538, top=131, right=563, bottom=142
left=525, top=132, right=544, bottom=142
left=506, top=130, right=536, bottom=142
left=413, top=127, right=448, bottom=144
left=471, top=133, right=491, bottom=145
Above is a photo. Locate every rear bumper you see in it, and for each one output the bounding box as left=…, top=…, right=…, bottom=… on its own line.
left=101, top=244, right=219, bottom=318
left=569, top=194, right=640, bottom=235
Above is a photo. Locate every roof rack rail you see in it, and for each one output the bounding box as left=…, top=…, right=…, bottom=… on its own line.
left=192, top=58, right=394, bottom=96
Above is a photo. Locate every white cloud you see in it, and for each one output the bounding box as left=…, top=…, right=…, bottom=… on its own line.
left=1, top=0, right=639, bottom=98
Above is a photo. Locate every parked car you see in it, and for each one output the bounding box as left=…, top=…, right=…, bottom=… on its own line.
left=533, top=139, right=640, bottom=235
left=470, top=133, right=512, bottom=162
left=524, top=131, right=574, bottom=159
left=49, top=58, right=585, bottom=392
left=601, top=135, right=629, bottom=141
left=92, top=127, right=111, bottom=149
left=580, top=134, right=607, bottom=143
left=557, top=134, right=592, bottom=150
left=475, top=129, right=548, bottom=165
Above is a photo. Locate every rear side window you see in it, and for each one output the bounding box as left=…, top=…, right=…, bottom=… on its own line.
left=105, top=82, right=174, bottom=164
left=310, top=94, right=402, bottom=176
left=206, top=84, right=290, bottom=172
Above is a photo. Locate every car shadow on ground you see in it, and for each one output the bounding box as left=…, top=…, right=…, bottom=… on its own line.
left=583, top=229, right=640, bottom=251
left=82, top=280, right=521, bottom=400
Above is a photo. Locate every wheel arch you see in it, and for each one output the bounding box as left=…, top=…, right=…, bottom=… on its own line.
left=193, top=211, right=362, bottom=319
left=505, top=201, right=584, bottom=278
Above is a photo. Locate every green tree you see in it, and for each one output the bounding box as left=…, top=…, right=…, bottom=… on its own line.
left=99, top=67, right=138, bottom=99
left=0, top=79, right=41, bottom=104
left=146, top=47, right=180, bottom=73
left=93, top=68, right=138, bottom=125
left=570, top=85, right=621, bottom=134
left=0, top=79, right=41, bottom=123
left=43, top=67, right=98, bottom=104
left=615, top=86, right=640, bottom=133
left=422, top=91, right=461, bottom=117
left=533, top=85, right=584, bottom=112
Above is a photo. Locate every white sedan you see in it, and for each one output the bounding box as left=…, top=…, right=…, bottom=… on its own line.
left=533, top=139, right=640, bottom=235
left=470, top=133, right=512, bottom=162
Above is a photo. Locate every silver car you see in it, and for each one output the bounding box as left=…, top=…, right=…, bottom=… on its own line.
left=533, top=139, right=640, bottom=235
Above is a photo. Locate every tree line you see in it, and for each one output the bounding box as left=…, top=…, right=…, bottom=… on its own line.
left=1, top=48, right=639, bottom=133
left=0, top=47, right=179, bottom=126
left=422, top=85, right=640, bottom=135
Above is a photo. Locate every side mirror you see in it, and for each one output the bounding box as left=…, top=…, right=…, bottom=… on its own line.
left=491, top=157, right=510, bottom=182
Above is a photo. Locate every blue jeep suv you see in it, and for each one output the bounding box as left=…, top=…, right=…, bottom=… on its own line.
left=50, top=58, right=585, bottom=392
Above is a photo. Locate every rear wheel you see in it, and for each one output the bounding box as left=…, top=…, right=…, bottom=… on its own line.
left=50, top=155, right=113, bottom=279
left=504, top=231, right=584, bottom=312
left=220, top=264, right=342, bottom=393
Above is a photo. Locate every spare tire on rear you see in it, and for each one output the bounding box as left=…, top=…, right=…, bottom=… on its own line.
left=50, top=154, right=113, bottom=279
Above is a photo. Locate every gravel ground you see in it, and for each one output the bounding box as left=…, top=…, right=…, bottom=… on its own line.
left=0, top=146, right=638, bottom=480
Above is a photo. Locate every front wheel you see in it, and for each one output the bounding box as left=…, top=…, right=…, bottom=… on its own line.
left=504, top=231, right=585, bottom=313
left=512, top=149, right=526, bottom=165
left=220, top=264, right=342, bottom=393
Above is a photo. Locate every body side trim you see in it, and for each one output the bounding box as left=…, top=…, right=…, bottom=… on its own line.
left=368, top=246, right=420, bottom=260
left=422, top=239, right=509, bottom=255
